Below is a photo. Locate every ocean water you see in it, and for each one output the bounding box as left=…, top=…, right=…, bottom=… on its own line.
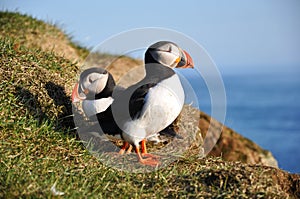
left=186, top=72, right=300, bottom=174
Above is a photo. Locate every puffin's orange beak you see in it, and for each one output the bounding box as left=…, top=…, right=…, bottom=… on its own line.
left=175, top=50, right=194, bottom=69
left=182, top=50, right=194, bottom=68
left=71, top=82, right=82, bottom=103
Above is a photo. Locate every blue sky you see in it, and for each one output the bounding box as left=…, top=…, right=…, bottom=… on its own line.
left=1, top=0, right=300, bottom=75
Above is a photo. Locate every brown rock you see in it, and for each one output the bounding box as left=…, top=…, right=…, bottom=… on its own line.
left=199, top=111, right=278, bottom=167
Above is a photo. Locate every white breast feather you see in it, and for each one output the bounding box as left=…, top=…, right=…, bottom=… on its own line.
left=123, top=75, right=184, bottom=146
left=82, top=97, right=114, bottom=117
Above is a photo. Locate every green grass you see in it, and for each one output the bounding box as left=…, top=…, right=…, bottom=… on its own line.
left=0, top=11, right=298, bottom=198
left=0, top=11, right=89, bottom=61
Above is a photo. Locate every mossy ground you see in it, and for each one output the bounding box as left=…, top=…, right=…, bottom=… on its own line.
left=0, top=11, right=299, bottom=198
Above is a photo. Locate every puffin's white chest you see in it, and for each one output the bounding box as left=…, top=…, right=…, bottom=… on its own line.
left=122, top=74, right=184, bottom=145
left=82, top=97, right=114, bottom=117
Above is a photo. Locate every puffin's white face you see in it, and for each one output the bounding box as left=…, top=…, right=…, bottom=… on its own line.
left=72, top=70, right=109, bottom=102
left=148, top=41, right=194, bottom=69
left=149, top=42, right=181, bottom=68
left=80, top=72, right=109, bottom=97
left=81, top=72, right=109, bottom=95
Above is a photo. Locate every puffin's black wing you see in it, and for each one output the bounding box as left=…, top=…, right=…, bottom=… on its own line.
left=129, top=83, right=156, bottom=119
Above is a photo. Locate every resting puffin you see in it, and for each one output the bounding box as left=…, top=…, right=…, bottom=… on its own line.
left=71, top=67, right=133, bottom=154
left=111, top=41, right=194, bottom=166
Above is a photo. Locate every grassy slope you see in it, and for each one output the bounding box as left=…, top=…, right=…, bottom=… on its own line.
left=0, top=11, right=89, bottom=62
left=0, top=12, right=299, bottom=198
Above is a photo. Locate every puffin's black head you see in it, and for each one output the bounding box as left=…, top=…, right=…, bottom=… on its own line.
left=144, top=41, right=194, bottom=69
left=72, top=67, right=115, bottom=102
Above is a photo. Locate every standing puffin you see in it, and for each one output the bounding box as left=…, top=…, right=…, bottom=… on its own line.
left=111, top=41, right=194, bottom=166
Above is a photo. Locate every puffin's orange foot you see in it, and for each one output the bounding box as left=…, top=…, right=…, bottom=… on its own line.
left=135, top=145, right=160, bottom=167
left=118, top=149, right=126, bottom=155
left=142, top=153, right=160, bottom=160
left=119, top=142, right=131, bottom=155
left=139, top=157, right=160, bottom=167
left=125, top=145, right=133, bottom=154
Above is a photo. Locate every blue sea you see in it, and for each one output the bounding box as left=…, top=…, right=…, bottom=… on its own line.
left=182, top=72, right=300, bottom=174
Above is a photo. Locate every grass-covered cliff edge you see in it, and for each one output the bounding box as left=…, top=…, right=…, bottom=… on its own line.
left=1, top=12, right=299, bottom=198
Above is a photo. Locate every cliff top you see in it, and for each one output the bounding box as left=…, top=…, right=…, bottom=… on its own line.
left=0, top=11, right=299, bottom=198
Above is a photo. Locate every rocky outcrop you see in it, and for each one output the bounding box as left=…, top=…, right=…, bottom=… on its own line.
left=199, top=111, right=278, bottom=167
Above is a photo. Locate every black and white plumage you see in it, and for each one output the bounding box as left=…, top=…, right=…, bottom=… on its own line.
left=72, top=67, right=122, bottom=137
left=71, top=67, right=170, bottom=154
left=111, top=41, right=194, bottom=166
left=71, top=67, right=182, bottom=136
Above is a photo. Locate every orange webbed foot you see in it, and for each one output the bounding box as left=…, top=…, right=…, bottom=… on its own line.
left=142, top=153, right=160, bottom=160
left=139, top=157, right=160, bottom=167
left=136, top=145, right=160, bottom=167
